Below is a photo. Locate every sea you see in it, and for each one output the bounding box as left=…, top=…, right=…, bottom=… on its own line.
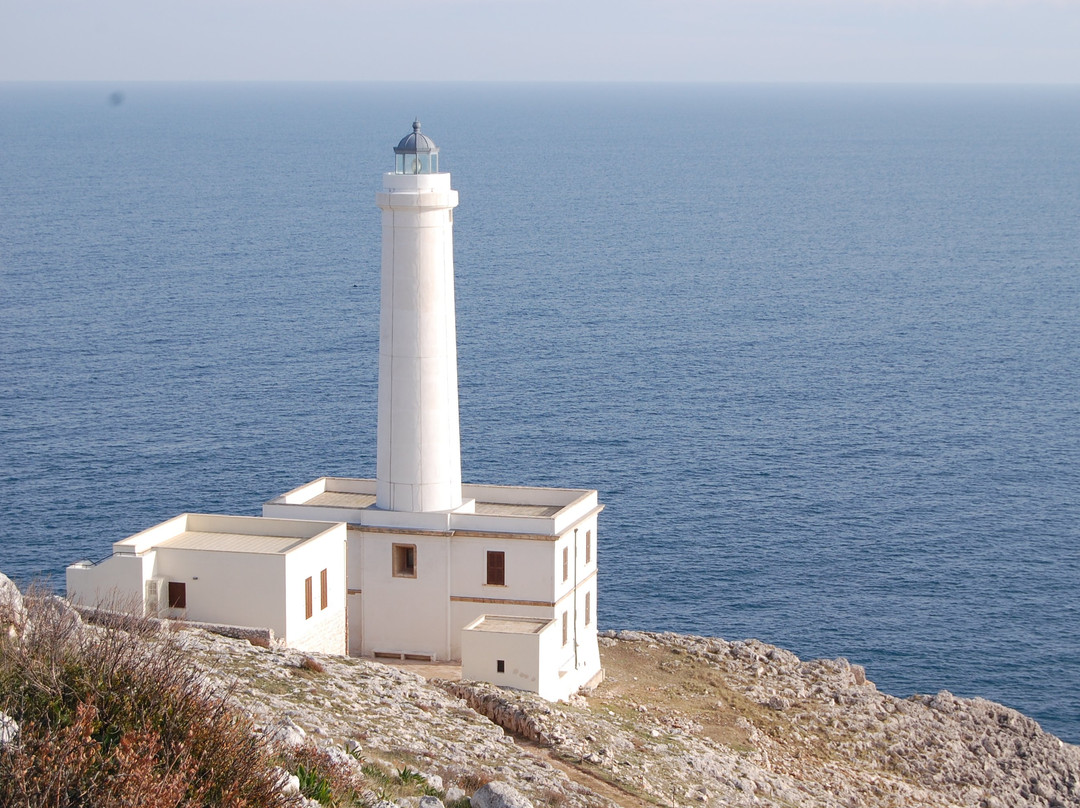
left=1, top=82, right=1078, bottom=742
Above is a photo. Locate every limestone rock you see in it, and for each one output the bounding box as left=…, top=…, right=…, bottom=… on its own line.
left=0, top=711, right=19, bottom=747
left=470, top=782, right=535, bottom=808
left=266, top=716, right=306, bottom=747
left=64, top=606, right=1079, bottom=808
left=0, top=571, right=27, bottom=636
left=273, top=766, right=300, bottom=796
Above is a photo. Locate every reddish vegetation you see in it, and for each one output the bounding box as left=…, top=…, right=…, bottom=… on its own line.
left=0, top=594, right=292, bottom=808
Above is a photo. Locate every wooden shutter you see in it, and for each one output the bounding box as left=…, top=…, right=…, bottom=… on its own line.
left=167, top=581, right=186, bottom=609
left=562, top=547, right=568, bottom=581
left=320, top=569, right=328, bottom=610
left=486, top=551, right=505, bottom=586
left=305, top=577, right=313, bottom=619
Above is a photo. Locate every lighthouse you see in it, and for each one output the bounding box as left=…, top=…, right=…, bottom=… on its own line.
left=72, top=120, right=608, bottom=698
left=374, top=121, right=463, bottom=513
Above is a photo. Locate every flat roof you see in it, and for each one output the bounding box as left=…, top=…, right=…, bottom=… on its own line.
left=302, top=491, right=561, bottom=517
left=474, top=502, right=562, bottom=517
left=157, top=531, right=310, bottom=555
left=305, top=491, right=377, bottom=509
left=467, top=616, right=551, bottom=635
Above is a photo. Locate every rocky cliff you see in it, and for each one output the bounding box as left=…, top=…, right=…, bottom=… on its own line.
left=174, top=622, right=1080, bottom=807
left=3, top=574, right=1078, bottom=807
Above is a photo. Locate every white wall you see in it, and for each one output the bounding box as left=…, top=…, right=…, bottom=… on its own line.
left=283, top=525, right=347, bottom=655
left=460, top=617, right=581, bottom=701
left=66, top=551, right=153, bottom=612
left=69, top=515, right=347, bottom=656
left=152, top=547, right=286, bottom=635
left=360, top=531, right=451, bottom=659
left=348, top=592, right=363, bottom=656
left=450, top=536, right=556, bottom=603
left=449, top=600, right=551, bottom=660
left=461, top=620, right=545, bottom=695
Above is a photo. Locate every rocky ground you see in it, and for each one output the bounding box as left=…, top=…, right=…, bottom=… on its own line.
left=4, top=568, right=1077, bottom=808
left=176, top=624, right=1080, bottom=808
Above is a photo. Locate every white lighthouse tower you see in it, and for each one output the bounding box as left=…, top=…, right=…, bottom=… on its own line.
left=375, top=121, right=463, bottom=513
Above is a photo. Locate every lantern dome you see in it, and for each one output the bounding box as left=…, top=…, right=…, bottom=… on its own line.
left=393, top=120, right=440, bottom=174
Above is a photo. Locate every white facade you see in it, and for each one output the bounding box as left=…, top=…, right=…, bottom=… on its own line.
left=263, top=476, right=604, bottom=697
left=461, top=616, right=572, bottom=701
left=67, top=514, right=347, bottom=655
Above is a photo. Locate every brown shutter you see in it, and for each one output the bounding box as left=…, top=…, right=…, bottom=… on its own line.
left=562, top=547, right=568, bottom=581
left=486, top=551, right=505, bottom=586
left=305, top=577, right=313, bottom=619
left=168, top=581, right=186, bottom=609
left=320, top=569, right=328, bottom=610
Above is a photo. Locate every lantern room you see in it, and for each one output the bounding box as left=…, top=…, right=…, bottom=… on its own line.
left=394, top=119, right=440, bottom=174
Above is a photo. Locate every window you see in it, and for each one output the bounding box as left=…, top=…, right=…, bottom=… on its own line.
left=320, top=569, right=328, bottom=610
left=486, top=551, right=505, bottom=586
left=167, top=581, right=186, bottom=609
left=586, top=530, right=592, bottom=564
left=305, top=577, right=313, bottom=619
left=393, top=544, right=417, bottom=578
left=562, top=547, right=568, bottom=582
left=585, top=591, right=592, bottom=626
left=562, top=611, right=568, bottom=646
left=496, top=659, right=505, bottom=673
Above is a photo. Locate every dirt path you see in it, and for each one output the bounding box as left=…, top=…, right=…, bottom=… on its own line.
left=383, top=658, right=463, bottom=681
left=388, top=657, right=666, bottom=807
left=519, top=740, right=663, bottom=808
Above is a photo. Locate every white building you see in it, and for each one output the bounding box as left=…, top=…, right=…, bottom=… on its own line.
left=66, top=122, right=603, bottom=700
left=266, top=122, right=603, bottom=699
left=67, top=514, right=347, bottom=655
left=263, top=477, right=602, bottom=698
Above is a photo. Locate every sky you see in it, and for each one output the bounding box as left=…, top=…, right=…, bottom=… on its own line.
left=2, top=0, right=1079, bottom=83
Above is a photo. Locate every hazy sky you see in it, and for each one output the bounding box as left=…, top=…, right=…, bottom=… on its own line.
left=2, top=0, right=1078, bottom=83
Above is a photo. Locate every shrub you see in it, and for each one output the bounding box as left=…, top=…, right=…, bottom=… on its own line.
left=299, top=655, right=325, bottom=674
left=0, top=593, right=293, bottom=808
left=281, top=743, right=368, bottom=806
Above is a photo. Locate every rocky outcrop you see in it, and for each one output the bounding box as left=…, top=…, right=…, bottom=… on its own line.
left=470, top=782, right=535, bottom=808
left=435, top=630, right=1080, bottom=807
left=442, top=682, right=559, bottom=746
left=3, top=575, right=1078, bottom=807
left=0, top=572, right=26, bottom=637
left=170, top=624, right=611, bottom=808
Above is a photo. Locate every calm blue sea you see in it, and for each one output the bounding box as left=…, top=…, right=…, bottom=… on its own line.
left=1, top=83, right=1078, bottom=741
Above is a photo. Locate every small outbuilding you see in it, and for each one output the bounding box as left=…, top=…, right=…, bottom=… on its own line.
left=67, top=514, right=347, bottom=655
left=462, top=615, right=580, bottom=701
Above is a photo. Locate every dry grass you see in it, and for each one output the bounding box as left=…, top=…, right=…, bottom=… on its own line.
left=299, top=655, right=326, bottom=674
left=596, top=640, right=763, bottom=748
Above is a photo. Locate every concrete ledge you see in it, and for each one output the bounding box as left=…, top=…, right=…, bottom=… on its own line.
left=74, top=604, right=279, bottom=647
